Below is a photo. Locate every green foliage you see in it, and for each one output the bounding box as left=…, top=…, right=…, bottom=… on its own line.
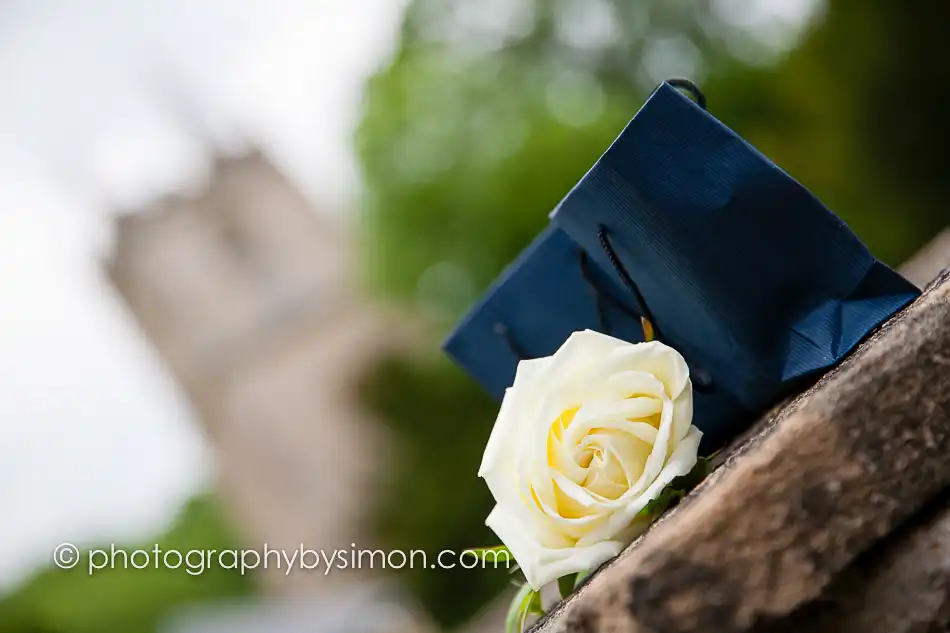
left=0, top=495, right=254, bottom=633
left=638, top=456, right=712, bottom=520
left=358, top=353, right=511, bottom=627
left=357, top=43, right=640, bottom=319
left=356, top=1, right=757, bottom=321
left=556, top=574, right=577, bottom=601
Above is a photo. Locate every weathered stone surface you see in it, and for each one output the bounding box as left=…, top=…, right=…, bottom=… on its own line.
left=535, top=269, right=950, bottom=633
left=774, top=490, right=950, bottom=633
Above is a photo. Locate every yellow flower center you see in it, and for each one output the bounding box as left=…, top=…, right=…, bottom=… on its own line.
left=545, top=399, right=657, bottom=518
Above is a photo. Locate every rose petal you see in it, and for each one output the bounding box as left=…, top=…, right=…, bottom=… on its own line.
left=564, top=397, right=662, bottom=446
left=568, top=409, right=661, bottom=448
left=670, top=383, right=694, bottom=447
left=606, top=341, right=691, bottom=399
left=576, top=426, right=702, bottom=546
left=479, top=357, right=549, bottom=505
left=588, top=429, right=652, bottom=488
left=486, top=504, right=623, bottom=590
left=541, top=473, right=612, bottom=540
left=625, top=395, right=675, bottom=498
left=539, top=330, right=631, bottom=402
left=548, top=430, right=588, bottom=484
left=604, top=370, right=667, bottom=400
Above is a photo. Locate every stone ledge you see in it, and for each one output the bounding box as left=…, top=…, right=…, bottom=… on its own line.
left=535, top=268, right=950, bottom=633
left=775, top=489, right=950, bottom=633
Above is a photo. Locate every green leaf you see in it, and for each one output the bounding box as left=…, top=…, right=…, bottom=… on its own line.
left=637, top=486, right=685, bottom=519
left=506, top=583, right=542, bottom=633
left=522, top=587, right=543, bottom=632
left=636, top=456, right=715, bottom=520
left=672, top=456, right=713, bottom=491
left=573, top=570, right=591, bottom=589
left=557, top=573, right=576, bottom=600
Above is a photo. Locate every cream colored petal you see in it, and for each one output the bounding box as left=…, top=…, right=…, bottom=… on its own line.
left=549, top=431, right=588, bottom=484
left=533, top=455, right=598, bottom=529
left=546, top=330, right=630, bottom=378
left=488, top=504, right=623, bottom=590
left=477, top=357, right=572, bottom=550
left=531, top=540, right=623, bottom=590
left=479, top=357, right=556, bottom=525
left=626, top=396, right=675, bottom=498
left=550, top=469, right=601, bottom=510
left=583, top=466, right=628, bottom=499
left=604, top=370, right=667, bottom=400
left=523, top=384, right=585, bottom=509
left=580, top=434, right=626, bottom=486
left=548, top=513, right=609, bottom=541
left=527, top=480, right=558, bottom=523
left=606, top=341, right=691, bottom=399
left=534, top=476, right=576, bottom=516
left=525, top=430, right=560, bottom=508
left=589, top=429, right=652, bottom=487
left=479, top=359, right=550, bottom=512
left=670, top=382, right=694, bottom=447
left=538, top=473, right=612, bottom=540
left=539, top=330, right=632, bottom=403
left=478, top=357, right=549, bottom=480
left=531, top=480, right=602, bottom=541
left=551, top=469, right=628, bottom=518
left=564, top=397, right=662, bottom=446
left=491, top=494, right=576, bottom=549
left=576, top=426, right=702, bottom=547
left=567, top=410, right=661, bottom=448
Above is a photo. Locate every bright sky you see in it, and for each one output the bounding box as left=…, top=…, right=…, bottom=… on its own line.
left=0, top=0, right=406, bottom=590
left=0, top=0, right=819, bottom=592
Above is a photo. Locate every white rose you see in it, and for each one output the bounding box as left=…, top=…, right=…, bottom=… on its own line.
left=478, top=330, right=702, bottom=590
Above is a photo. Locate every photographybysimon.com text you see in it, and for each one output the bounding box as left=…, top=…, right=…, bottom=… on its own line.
left=51, top=543, right=513, bottom=577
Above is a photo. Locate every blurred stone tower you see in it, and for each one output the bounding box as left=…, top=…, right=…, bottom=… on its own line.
left=105, top=148, right=398, bottom=595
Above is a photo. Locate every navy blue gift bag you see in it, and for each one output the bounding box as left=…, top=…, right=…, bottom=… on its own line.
left=444, top=80, right=920, bottom=451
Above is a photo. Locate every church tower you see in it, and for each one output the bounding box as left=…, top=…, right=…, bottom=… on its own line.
left=105, top=148, right=399, bottom=595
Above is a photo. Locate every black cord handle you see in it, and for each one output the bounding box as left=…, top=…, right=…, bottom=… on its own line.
left=597, top=225, right=661, bottom=342
left=579, top=250, right=611, bottom=334
left=666, top=78, right=707, bottom=110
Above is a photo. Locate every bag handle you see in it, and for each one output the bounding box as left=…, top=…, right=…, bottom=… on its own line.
left=666, top=78, right=706, bottom=110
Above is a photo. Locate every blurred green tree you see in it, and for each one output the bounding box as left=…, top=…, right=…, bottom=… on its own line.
left=0, top=495, right=254, bottom=633
left=357, top=0, right=755, bottom=320
left=356, top=0, right=948, bottom=627
left=358, top=354, right=510, bottom=627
